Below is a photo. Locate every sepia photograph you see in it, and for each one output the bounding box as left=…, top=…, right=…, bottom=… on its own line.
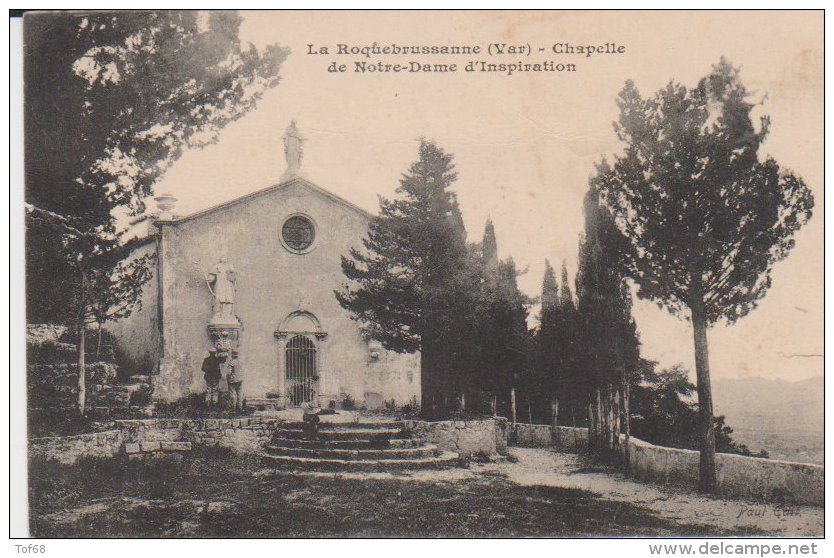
left=15, top=9, right=823, bottom=540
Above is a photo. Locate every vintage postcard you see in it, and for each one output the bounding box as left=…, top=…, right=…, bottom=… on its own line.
left=17, top=9, right=823, bottom=540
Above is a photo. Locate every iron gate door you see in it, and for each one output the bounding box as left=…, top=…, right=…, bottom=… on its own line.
left=285, top=335, right=317, bottom=405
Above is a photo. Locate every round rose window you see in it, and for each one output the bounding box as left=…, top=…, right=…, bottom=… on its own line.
left=281, top=215, right=316, bottom=253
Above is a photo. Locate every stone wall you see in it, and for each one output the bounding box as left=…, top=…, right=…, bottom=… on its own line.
left=116, top=417, right=279, bottom=454
left=552, top=426, right=590, bottom=450
left=32, top=416, right=511, bottom=465
left=403, top=418, right=508, bottom=455
left=105, top=240, right=160, bottom=375
left=28, top=430, right=125, bottom=465
left=514, top=423, right=824, bottom=507
left=512, top=423, right=589, bottom=450
left=29, top=418, right=283, bottom=465
left=512, top=423, right=552, bottom=447
left=625, top=436, right=824, bottom=507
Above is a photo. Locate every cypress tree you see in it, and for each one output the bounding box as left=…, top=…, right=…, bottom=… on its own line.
left=470, top=221, right=533, bottom=418
left=537, top=260, right=562, bottom=424
left=576, top=181, right=640, bottom=451
left=337, top=140, right=473, bottom=417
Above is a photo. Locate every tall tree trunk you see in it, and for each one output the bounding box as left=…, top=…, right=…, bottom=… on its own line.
left=528, top=403, right=532, bottom=426
left=623, top=372, right=631, bottom=474
left=420, top=343, right=437, bottom=419
left=96, top=321, right=103, bottom=358
left=613, top=388, right=621, bottom=451
left=77, top=267, right=88, bottom=417
left=587, top=402, right=594, bottom=443
left=595, top=387, right=603, bottom=448
left=605, top=384, right=614, bottom=451
left=551, top=397, right=559, bottom=428
left=77, top=314, right=86, bottom=417
left=510, top=386, right=517, bottom=426
left=691, top=302, right=717, bottom=493
left=491, top=395, right=497, bottom=416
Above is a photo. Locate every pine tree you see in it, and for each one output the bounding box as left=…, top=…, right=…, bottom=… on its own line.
left=24, top=11, right=287, bottom=415
left=596, top=59, right=813, bottom=490
left=336, top=140, right=474, bottom=417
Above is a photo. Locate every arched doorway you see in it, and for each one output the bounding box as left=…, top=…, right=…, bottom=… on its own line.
left=275, top=311, right=328, bottom=408
left=285, top=334, right=318, bottom=405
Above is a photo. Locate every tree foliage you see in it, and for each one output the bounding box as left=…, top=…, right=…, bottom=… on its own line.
left=24, top=11, right=288, bottom=413
left=25, top=10, right=289, bottom=322
left=336, top=140, right=474, bottom=416
left=596, top=58, right=813, bottom=325
left=576, top=182, right=640, bottom=391
left=595, top=58, right=812, bottom=490
left=631, top=362, right=767, bottom=458
left=472, top=221, right=534, bottom=417
left=536, top=260, right=585, bottom=424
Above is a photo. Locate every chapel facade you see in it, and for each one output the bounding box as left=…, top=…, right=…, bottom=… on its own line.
left=107, top=122, right=420, bottom=409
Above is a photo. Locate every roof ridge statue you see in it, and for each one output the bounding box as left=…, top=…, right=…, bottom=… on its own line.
left=282, top=119, right=305, bottom=180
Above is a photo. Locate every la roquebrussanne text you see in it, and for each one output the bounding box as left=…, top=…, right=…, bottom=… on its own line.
left=307, top=42, right=626, bottom=75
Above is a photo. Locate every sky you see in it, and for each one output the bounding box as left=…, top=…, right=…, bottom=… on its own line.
left=154, top=10, right=823, bottom=383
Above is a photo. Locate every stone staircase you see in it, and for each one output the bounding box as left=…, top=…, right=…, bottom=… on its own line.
left=263, top=419, right=459, bottom=471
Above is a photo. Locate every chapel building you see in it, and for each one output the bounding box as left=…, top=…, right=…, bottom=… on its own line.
left=108, top=122, right=420, bottom=409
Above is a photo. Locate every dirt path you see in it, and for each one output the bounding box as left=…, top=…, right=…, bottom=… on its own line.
left=319, top=447, right=824, bottom=537
left=498, top=448, right=823, bottom=537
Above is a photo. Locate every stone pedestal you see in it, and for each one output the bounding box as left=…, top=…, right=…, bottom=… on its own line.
left=207, top=319, right=241, bottom=352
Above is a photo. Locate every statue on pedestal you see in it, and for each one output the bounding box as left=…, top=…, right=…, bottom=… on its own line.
left=282, top=120, right=305, bottom=179
left=207, top=256, right=237, bottom=324
left=199, top=256, right=241, bottom=353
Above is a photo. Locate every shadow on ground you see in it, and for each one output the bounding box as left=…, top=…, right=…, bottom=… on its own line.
left=29, top=448, right=760, bottom=538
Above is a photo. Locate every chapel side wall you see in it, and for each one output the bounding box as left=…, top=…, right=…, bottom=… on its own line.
left=105, top=241, right=160, bottom=375
left=156, top=180, right=419, bottom=406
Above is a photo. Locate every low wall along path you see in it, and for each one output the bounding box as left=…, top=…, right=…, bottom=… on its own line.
left=29, top=416, right=509, bottom=463
left=28, top=417, right=821, bottom=506
left=512, top=423, right=823, bottom=507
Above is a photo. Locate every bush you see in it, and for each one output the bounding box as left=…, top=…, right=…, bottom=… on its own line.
left=27, top=409, right=113, bottom=437
left=26, top=340, right=77, bottom=365
left=27, top=361, right=118, bottom=408
left=129, top=383, right=153, bottom=406
left=341, top=393, right=357, bottom=411
left=153, top=393, right=251, bottom=418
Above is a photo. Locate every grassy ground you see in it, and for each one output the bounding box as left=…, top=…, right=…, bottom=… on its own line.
left=29, top=447, right=752, bottom=538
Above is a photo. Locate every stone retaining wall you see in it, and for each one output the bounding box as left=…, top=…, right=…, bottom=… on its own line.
left=403, top=418, right=508, bottom=455
left=626, top=436, right=824, bottom=507
left=511, top=423, right=823, bottom=507
left=116, top=417, right=279, bottom=454
left=28, top=430, right=125, bottom=465
left=512, top=423, right=552, bottom=447
left=30, top=416, right=513, bottom=466
left=512, top=423, right=589, bottom=450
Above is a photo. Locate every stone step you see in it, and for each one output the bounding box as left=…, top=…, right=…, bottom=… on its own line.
left=247, top=398, right=282, bottom=410
left=265, top=444, right=439, bottom=461
left=110, top=383, right=147, bottom=395
left=277, top=421, right=404, bottom=430
left=124, top=441, right=192, bottom=454
left=262, top=451, right=460, bottom=471
left=272, top=427, right=404, bottom=441
left=268, top=437, right=423, bottom=450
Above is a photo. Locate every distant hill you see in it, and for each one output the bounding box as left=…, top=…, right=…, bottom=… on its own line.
left=712, top=376, right=823, bottom=464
